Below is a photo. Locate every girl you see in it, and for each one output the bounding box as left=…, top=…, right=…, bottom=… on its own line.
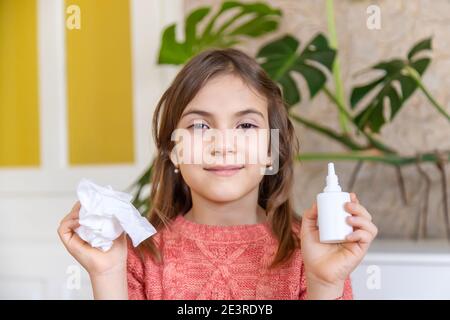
left=58, top=49, right=378, bottom=300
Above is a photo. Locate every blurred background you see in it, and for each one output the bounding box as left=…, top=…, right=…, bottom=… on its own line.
left=1, top=0, right=450, bottom=299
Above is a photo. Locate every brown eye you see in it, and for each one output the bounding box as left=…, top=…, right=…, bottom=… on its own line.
left=237, top=123, right=258, bottom=130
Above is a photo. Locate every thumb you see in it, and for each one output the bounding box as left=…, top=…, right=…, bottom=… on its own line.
left=301, top=202, right=318, bottom=233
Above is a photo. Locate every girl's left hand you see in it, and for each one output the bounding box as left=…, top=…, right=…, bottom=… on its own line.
left=300, top=193, right=378, bottom=292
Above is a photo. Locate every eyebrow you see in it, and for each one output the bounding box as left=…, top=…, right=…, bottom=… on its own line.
left=180, top=108, right=265, bottom=120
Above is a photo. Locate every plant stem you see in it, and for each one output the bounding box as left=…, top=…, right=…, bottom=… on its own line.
left=405, top=66, right=450, bottom=121
left=322, top=87, right=397, bottom=154
left=326, top=0, right=349, bottom=134
left=296, top=149, right=450, bottom=166
left=322, top=86, right=353, bottom=120
left=289, top=112, right=366, bottom=150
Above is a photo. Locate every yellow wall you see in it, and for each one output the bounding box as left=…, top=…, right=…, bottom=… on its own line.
left=0, top=0, right=135, bottom=167
left=0, top=0, right=40, bottom=167
left=66, top=0, right=134, bottom=165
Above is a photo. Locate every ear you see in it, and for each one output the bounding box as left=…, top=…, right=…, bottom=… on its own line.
left=266, top=141, right=272, bottom=166
left=265, top=152, right=272, bottom=166
left=169, top=148, right=179, bottom=167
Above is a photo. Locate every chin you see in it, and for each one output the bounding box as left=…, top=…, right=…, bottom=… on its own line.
left=182, top=169, right=262, bottom=202
left=203, top=188, right=246, bottom=203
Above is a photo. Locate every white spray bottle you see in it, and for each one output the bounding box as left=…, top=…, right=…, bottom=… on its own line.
left=316, top=162, right=353, bottom=243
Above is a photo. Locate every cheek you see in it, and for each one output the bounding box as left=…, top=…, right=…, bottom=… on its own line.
left=247, top=141, right=268, bottom=165
left=178, top=164, right=204, bottom=191
left=236, top=131, right=270, bottom=165
left=175, top=133, right=203, bottom=165
left=244, top=163, right=267, bottom=180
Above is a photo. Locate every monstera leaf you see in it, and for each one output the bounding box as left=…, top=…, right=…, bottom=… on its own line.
left=351, top=38, right=432, bottom=133
left=256, top=34, right=336, bottom=107
left=158, top=1, right=281, bottom=65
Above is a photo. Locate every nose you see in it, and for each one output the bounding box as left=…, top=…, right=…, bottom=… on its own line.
left=210, top=129, right=236, bottom=156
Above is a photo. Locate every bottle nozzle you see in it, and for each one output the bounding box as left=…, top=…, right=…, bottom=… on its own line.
left=324, top=162, right=342, bottom=192
left=328, top=163, right=335, bottom=176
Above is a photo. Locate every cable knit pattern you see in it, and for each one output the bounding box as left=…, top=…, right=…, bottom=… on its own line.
left=127, top=214, right=353, bottom=300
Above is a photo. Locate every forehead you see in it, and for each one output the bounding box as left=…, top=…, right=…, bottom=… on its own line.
left=184, top=73, right=268, bottom=115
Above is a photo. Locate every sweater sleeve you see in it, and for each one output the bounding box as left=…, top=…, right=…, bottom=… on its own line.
left=335, top=277, right=353, bottom=300
left=299, top=260, right=354, bottom=300
left=126, top=237, right=147, bottom=300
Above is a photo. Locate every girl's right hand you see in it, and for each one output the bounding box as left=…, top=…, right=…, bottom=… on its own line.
left=57, top=201, right=128, bottom=278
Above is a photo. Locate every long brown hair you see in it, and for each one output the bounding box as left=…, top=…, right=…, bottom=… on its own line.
left=139, top=48, right=301, bottom=269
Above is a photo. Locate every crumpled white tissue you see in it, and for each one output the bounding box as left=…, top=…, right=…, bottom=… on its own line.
left=75, top=178, right=156, bottom=252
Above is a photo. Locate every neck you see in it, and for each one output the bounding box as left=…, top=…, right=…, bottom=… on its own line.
left=184, top=188, right=267, bottom=226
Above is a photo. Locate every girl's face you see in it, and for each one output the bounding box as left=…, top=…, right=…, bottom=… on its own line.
left=172, top=73, right=271, bottom=203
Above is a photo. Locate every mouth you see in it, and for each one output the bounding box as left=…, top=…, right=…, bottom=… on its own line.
left=203, top=165, right=245, bottom=177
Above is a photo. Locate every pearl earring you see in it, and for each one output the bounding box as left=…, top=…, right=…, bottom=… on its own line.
left=174, top=167, right=179, bottom=173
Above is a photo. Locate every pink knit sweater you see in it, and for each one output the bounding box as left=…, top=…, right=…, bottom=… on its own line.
left=127, top=214, right=353, bottom=300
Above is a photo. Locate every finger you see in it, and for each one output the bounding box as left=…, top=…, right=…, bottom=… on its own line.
left=58, top=219, right=91, bottom=254
left=307, top=202, right=318, bottom=219
left=346, top=216, right=378, bottom=237
left=60, top=201, right=81, bottom=224
left=69, top=201, right=81, bottom=218
left=345, top=229, right=374, bottom=244
left=301, top=202, right=318, bottom=231
left=350, top=193, right=360, bottom=204
left=57, top=218, right=81, bottom=246
left=344, top=202, right=372, bottom=221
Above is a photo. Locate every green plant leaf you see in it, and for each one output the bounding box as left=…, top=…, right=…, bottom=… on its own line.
left=256, top=34, right=336, bottom=107
left=351, top=37, right=432, bottom=133
left=130, top=163, right=153, bottom=215
left=158, top=1, right=281, bottom=65
left=407, top=37, right=432, bottom=61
